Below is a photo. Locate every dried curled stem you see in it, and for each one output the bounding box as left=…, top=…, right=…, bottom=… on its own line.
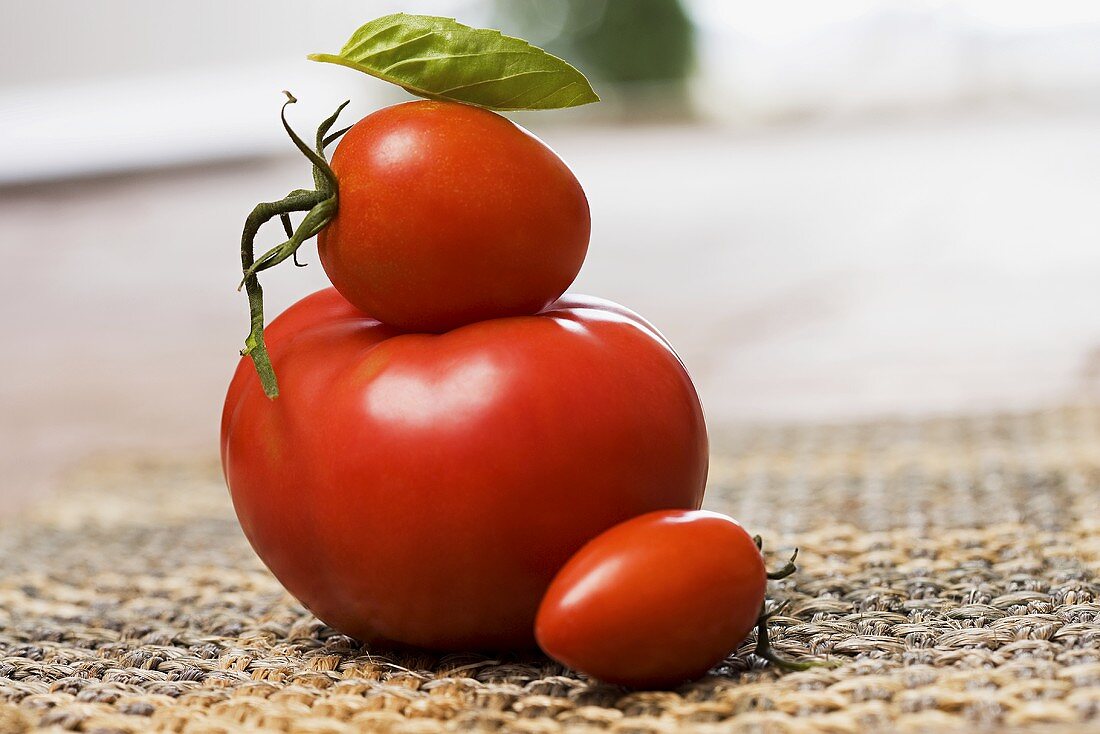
left=752, top=537, right=837, bottom=672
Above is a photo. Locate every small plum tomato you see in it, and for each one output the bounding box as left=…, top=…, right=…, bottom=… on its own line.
left=535, top=510, right=767, bottom=688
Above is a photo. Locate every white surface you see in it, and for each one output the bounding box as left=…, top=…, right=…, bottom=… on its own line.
left=0, top=0, right=481, bottom=183
left=0, top=65, right=388, bottom=184
left=5, top=1, right=1100, bottom=182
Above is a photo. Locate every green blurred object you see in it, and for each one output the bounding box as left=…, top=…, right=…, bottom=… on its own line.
left=495, top=0, right=695, bottom=116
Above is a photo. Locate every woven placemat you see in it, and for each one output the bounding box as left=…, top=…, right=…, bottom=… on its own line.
left=2, top=405, right=1099, bottom=733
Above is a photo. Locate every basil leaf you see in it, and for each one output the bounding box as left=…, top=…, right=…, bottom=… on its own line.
left=308, top=13, right=599, bottom=111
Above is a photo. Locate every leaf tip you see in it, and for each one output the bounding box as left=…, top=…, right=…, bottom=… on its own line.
left=573, top=91, right=601, bottom=108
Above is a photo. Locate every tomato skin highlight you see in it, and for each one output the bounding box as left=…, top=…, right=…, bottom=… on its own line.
left=317, top=100, right=591, bottom=333
left=221, top=288, right=707, bottom=651
left=535, top=510, right=766, bottom=688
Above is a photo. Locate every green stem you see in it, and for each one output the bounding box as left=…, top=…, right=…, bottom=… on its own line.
left=278, top=214, right=307, bottom=267
left=239, top=192, right=317, bottom=398
left=243, top=194, right=333, bottom=281
left=237, top=93, right=351, bottom=399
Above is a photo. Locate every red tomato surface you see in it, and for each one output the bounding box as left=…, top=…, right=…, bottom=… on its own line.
left=536, top=510, right=766, bottom=688
left=221, top=288, right=708, bottom=650
left=317, top=101, right=590, bottom=333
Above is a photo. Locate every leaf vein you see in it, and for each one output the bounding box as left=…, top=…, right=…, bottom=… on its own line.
left=342, top=20, right=408, bottom=56
left=435, top=69, right=560, bottom=95
left=350, top=31, right=436, bottom=62
left=380, top=51, right=540, bottom=75
left=518, top=82, right=574, bottom=108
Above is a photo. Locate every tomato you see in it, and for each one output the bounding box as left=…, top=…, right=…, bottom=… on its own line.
left=221, top=288, right=707, bottom=650
left=316, top=100, right=591, bottom=333
left=535, top=510, right=766, bottom=688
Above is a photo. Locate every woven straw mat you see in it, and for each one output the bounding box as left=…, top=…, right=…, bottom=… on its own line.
left=2, top=405, right=1100, bottom=733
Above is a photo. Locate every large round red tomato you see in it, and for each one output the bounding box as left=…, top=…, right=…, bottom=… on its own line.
left=221, top=288, right=707, bottom=650
left=317, top=101, right=590, bottom=333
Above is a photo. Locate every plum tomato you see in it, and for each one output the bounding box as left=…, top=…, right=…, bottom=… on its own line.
left=317, top=100, right=591, bottom=333
left=535, top=510, right=767, bottom=688
left=221, top=288, right=708, bottom=650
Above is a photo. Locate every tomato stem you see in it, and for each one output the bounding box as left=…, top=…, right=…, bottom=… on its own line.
left=753, top=601, right=817, bottom=671
left=278, top=214, right=309, bottom=267
left=766, top=548, right=798, bottom=580
left=753, top=538, right=836, bottom=672
left=238, top=92, right=351, bottom=398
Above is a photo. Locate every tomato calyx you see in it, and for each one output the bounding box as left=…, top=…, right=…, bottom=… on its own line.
left=238, top=92, right=351, bottom=398
left=752, top=537, right=838, bottom=672
left=763, top=542, right=798, bottom=581
left=753, top=600, right=819, bottom=672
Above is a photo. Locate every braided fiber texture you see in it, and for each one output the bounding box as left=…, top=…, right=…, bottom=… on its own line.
left=2, top=405, right=1099, bottom=732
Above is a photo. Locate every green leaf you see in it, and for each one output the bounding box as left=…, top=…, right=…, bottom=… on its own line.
left=308, top=13, right=599, bottom=111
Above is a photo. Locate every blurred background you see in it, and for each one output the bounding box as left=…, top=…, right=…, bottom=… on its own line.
left=3, top=0, right=1100, bottom=508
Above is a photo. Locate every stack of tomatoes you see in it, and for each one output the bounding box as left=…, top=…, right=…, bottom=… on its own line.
left=223, top=101, right=772, bottom=687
